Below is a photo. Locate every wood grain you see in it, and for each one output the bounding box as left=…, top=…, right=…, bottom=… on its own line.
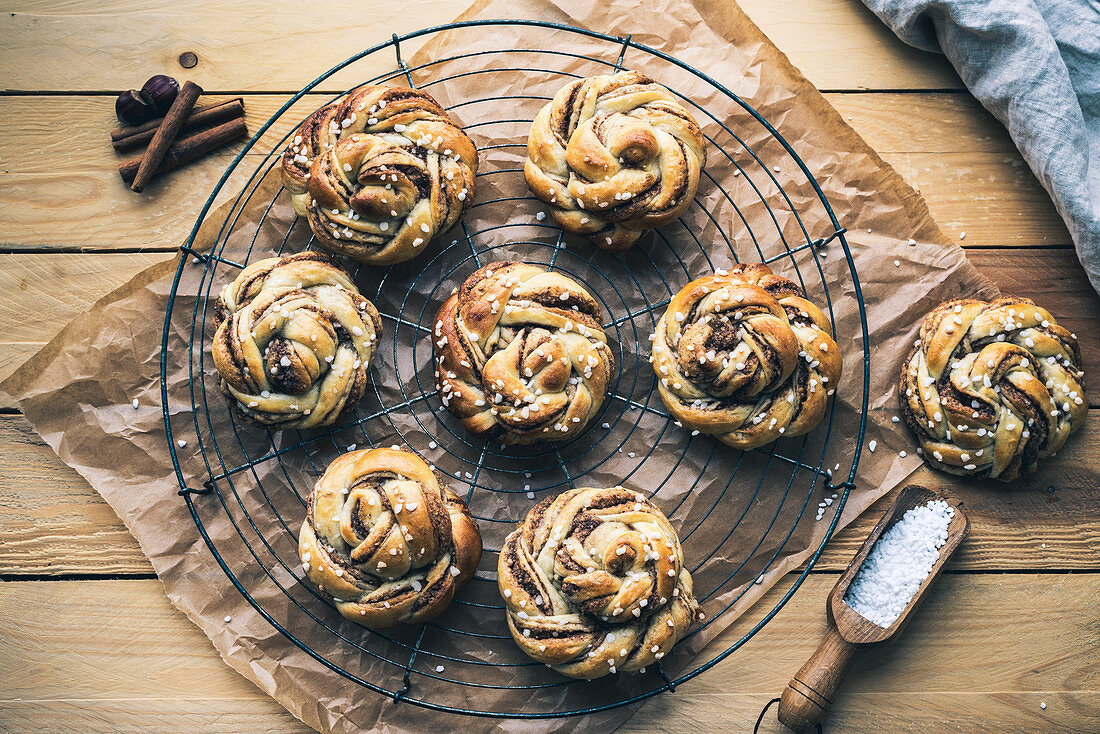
left=0, top=415, right=148, bottom=575
left=0, top=575, right=1095, bottom=732
left=880, top=151, right=1070, bottom=246
left=826, top=94, right=1070, bottom=245
left=967, top=248, right=1098, bottom=391
left=2, top=410, right=1097, bottom=577
left=0, top=0, right=961, bottom=94
left=0, top=90, right=1069, bottom=250
left=4, top=692, right=1093, bottom=734
left=821, top=450, right=1100, bottom=573
left=1, top=3, right=1094, bottom=732
left=780, top=626, right=859, bottom=731
left=2, top=247, right=1093, bottom=399
left=0, top=0, right=465, bottom=94
left=0, top=252, right=170, bottom=395
left=827, top=93, right=1013, bottom=154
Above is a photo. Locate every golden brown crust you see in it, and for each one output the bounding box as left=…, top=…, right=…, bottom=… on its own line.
left=210, top=252, right=382, bottom=430
left=498, top=486, right=699, bottom=679
left=432, top=261, right=615, bottom=444
left=524, top=71, right=707, bottom=252
left=652, top=263, right=842, bottom=448
left=298, top=447, right=482, bottom=628
left=280, top=85, right=478, bottom=265
left=898, top=297, right=1087, bottom=482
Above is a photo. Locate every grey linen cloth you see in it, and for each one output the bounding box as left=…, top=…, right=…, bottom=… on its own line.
left=861, top=0, right=1100, bottom=294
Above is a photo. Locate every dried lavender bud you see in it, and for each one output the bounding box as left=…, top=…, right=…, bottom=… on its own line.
left=115, top=89, right=153, bottom=125
left=141, top=74, right=180, bottom=115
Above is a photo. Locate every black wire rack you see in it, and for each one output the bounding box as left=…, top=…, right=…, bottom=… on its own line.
left=161, top=20, right=870, bottom=720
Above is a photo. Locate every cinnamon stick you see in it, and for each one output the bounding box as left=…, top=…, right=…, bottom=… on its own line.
left=130, top=80, right=203, bottom=192
left=119, top=117, right=247, bottom=185
left=112, top=97, right=245, bottom=152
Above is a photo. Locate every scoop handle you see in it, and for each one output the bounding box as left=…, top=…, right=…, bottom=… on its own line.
left=777, top=625, right=859, bottom=732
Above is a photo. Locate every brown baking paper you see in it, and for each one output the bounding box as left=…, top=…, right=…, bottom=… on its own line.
left=3, top=0, right=997, bottom=731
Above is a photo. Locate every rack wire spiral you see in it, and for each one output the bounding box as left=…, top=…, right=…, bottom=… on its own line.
left=161, top=20, right=870, bottom=719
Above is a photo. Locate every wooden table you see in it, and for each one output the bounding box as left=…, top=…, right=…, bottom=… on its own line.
left=1, top=2, right=1098, bottom=731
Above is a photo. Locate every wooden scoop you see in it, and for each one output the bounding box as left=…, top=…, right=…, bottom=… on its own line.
left=777, top=484, right=970, bottom=732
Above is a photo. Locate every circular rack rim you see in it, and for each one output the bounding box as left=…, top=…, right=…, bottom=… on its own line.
left=160, top=18, right=871, bottom=719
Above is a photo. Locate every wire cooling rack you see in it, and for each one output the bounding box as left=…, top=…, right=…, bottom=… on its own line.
left=161, top=20, right=869, bottom=719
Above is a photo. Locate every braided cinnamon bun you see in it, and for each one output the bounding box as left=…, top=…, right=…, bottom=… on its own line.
left=652, top=264, right=842, bottom=449
left=433, top=261, right=615, bottom=444
left=524, top=71, right=707, bottom=252
left=900, top=297, right=1087, bottom=481
left=298, top=447, right=482, bottom=628
left=211, top=252, right=382, bottom=430
left=281, top=85, right=478, bottom=265
left=498, top=486, right=699, bottom=679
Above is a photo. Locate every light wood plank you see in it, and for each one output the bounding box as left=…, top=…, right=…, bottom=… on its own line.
left=0, top=92, right=1069, bottom=250
left=0, top=0, right=468, bottom=94
left=0, top=252, right=170, bottom=393
left=0, top=700, right=308, bottom=734
left=2, top=409, right=1098, bottom=577
left=0, top=415, right=149, bottom=575
left=4, top=693, right=1095, bottom=734
left=827, top=93, right=1071, bottom=245
left=2, top=247, right=1093, bottom=401
left=635, top=693, right=1099, bottom=734
left=0, top=95, right=258, bottom=253
left=0, top=576, right=1094, bottom=732
left=743, top=0, right=962, bottom=91
left=966, top=248, right=1099, bottom=392
left=4, top=6, right=1092, bottom=734
left=0, top=0, right=961, bottom=94
left=819, top=455, right=1100, bottom=572
left=829, top=92, right=1017, bottom=154
left=879, top=151, right=1070, bottom=246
